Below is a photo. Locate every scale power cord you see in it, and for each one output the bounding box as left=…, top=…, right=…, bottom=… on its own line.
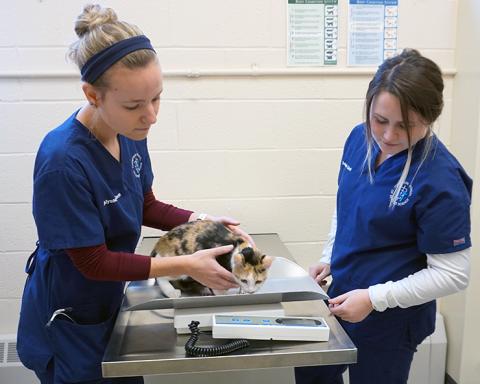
left=185, top=320, right=250, bottom=357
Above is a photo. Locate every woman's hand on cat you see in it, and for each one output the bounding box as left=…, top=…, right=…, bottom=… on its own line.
left=187, top=245, right=239, bottom=290
left=211, top=215, right=256, bottom=246
left=309, top=262, right=331, bottom=286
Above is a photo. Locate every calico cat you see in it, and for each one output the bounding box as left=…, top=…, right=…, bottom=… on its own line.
left=150, top=220, right=273, bottom=298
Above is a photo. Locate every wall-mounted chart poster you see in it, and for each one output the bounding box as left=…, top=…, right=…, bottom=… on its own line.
left=347, top=0, right=399, bottom=66
left=287, top=0, right=339, bottom=66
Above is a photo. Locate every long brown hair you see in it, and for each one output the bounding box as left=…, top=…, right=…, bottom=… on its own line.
left=364, top=49, right=444, bottom=207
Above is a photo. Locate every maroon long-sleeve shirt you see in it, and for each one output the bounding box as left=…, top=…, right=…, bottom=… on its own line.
left=66, top=190, right=192, bottom=281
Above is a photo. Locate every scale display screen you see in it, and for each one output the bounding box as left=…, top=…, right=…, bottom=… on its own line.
left=215, top=315, right=325, bottom=327
left=212, top=315, right=330, bottom=341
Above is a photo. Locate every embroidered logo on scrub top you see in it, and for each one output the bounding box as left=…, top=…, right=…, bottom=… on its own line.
left=342, top=161, right=352, bottom=171
left=104, top=192, right=122, bottom=206
left=390, top=181, right=413, bottom=206
left=131, top=153, right=143, bottom=178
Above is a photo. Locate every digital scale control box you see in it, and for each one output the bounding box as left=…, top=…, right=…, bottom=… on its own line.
left=212, top=314, right=330, bottom=341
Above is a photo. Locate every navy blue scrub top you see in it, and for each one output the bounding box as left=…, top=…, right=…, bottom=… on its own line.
left=330, top=124, right=472, bottom=323
left=17, top=110, right=154, bottom=382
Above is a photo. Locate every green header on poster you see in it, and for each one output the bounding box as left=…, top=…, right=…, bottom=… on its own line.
left=288, top=0, right=338, bottom=5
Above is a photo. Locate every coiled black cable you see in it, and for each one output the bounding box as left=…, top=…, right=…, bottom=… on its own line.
left=185, top=321, right=250, bottom=357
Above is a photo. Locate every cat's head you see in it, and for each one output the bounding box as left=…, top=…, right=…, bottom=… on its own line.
left=231, top=246, right=274, bottom=294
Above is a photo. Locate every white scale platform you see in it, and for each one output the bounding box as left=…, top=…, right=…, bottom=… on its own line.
left=123, top=256, right=330, bottom=340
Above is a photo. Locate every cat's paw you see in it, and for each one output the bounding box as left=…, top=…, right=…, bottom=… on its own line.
left=165, top=288, right=181, bottom=299
left=211, top=289, right=228, bottom=296
left=200, top=288, right=214, bottom=296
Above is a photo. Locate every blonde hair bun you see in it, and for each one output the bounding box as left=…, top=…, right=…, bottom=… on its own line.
left=74, top=4, right=118, bottom=38
left=68, top=3, right=156, bottom=86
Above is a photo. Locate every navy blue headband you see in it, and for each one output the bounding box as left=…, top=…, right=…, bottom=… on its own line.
left=80, top=35, right=155, bottom=84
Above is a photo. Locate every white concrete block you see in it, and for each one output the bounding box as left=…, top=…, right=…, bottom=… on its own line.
left=337, top=0, right=348, bottom=49
left=0, top=79, right=23, bottom=101
left=111, top=0, right=172, bottom=46
left=146, top=101, right=179, bottom=150
left=15, top=0, right=79, bottom=46
left=398, top=0, right=457, bottom=49
left=335, top=49, right=348, bottom=67
left=270, top=0, right=287, bottom=48
left=162, top=77, right=227, bottom=100
left=0, top=252, right=31, bottom=298
left=0, top=2, right=19, bottom=47
left=0, top=204, right=37, bottom=252
left=221, top=0, right=272, bottom=47
left=170, top=0, right=228, bottom=47
left=16, top=47, right=75, bottom=73
left=0, top=102, right=83, bottom=153
left=435, top=99, right=452, bottom=146
left=163, top=76, right=371, bottom=100
left=221, top=76, right=371, bottom=100
left=158, top=48, right=227, bottom=71
left=176, top=100, right=361, bottom=149
left=0, top=155, right=34, bottom=203
left=0, top=299, right=22, bottom=333
left=0, top=48, right=21, bottom=71
left=443, top=77, right=454, bottom=99
left=18, top=78, right=83, bottom=101
left=170, top=0, right=271, bottom=47
left=149, top=149, right=340, bottom=199
left=223, top=49, right=286, bottom=68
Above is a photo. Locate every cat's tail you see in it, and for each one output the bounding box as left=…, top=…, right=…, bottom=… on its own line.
left=150, top=248, right=157, bottom=257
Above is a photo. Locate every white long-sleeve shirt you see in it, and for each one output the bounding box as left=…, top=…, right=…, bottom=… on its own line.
left=320, top=208, right=470, bottom=311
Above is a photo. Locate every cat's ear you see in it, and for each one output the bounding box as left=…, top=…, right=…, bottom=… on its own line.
left=233, top=253, right=245, bottom=266
left=241, top=247, right=254, bottom=259
left=261, top=255, right=274, bottom=268
left=233, top=238, right=244, bottom=247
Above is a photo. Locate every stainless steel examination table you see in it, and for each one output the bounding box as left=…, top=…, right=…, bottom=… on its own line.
left=102, top=234, right=357, bottom=378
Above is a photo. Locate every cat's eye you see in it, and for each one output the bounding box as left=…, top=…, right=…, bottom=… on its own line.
left=241, top=279, right=248, bottom=284
left=255, top=280, right=263, bottom=284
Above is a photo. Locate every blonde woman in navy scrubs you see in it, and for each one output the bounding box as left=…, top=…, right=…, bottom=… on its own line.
left=295, top=49, right=472, bottom=384
left=17, top=4, right=252, bottom=383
